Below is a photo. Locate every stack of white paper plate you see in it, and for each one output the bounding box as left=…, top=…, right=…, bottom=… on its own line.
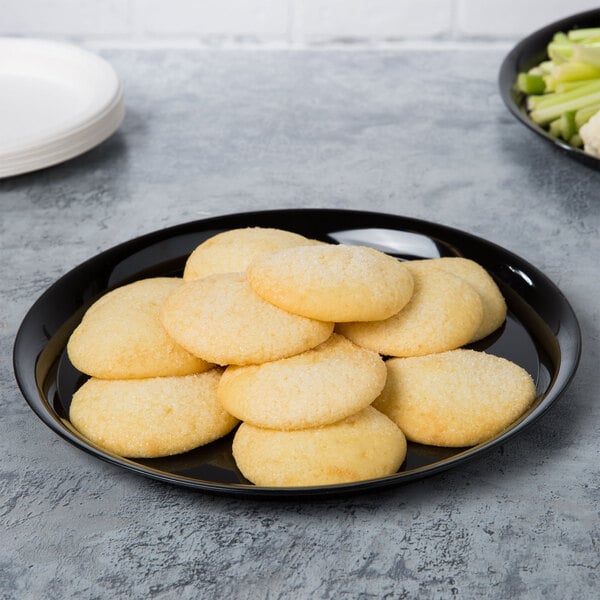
left=0, top=38, right=125, bottom=178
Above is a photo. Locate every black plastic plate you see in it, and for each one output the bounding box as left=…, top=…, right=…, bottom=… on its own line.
left=13, top=209, right=581, bottom=498
left=499, top=9, right=600, bottom=169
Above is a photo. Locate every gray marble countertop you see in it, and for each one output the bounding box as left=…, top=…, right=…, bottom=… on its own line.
left=2, top=49, right=599, bottom=599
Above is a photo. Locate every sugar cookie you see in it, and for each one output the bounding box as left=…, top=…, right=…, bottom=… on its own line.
left=373, top=349, right=537, bottom=447
left=218, top=334, right=386, bottom=430
left=67, top=277, right=212, bottom=379
left=183, top=227, right=321, bottom=281
left=337, top=261, right=483, bottom=356
left=160, top=272, right=334, bottom=366
left=247, top=244, right=414, bottom=322
left=69, top=370, right=238, bottom=458
left=232, top=406, right=407, bottom=486
left=411, top=257, right=507, bottom=341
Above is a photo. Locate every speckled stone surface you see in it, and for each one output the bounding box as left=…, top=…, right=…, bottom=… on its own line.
left=1, top=49, right=599, bottom=599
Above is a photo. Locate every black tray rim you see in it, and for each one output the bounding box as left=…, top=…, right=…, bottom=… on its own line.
left=12, top=208, right=582, bottom=498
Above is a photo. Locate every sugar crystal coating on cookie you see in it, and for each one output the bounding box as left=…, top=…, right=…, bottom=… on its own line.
left=337, top=261, right=484, bottom=357
left=183, top=227, right=322, bottom=281
left=373, top=349, right=537, bottom=447
left=67, top=277, right=212, bottom=379
left=246, top=244, right=414, bottom=322
left=69, top=370, right=238, bottom=458
left=218, top=334, right=387, bottom=430
left=410, top=257, right=507, bottom=342
left=232, top=406, right=407, bottom=486
left=160, top=272, right=334, bottom=366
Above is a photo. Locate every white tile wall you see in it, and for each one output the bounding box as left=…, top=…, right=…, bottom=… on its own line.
left=302, top=0, right=453, bottom=41
left=457, top=0, right=598, bottom=38
left=0, top=0, right=130, bottom=36
left=0, top=0, right=599, bottom=46
left=134, top=0, right=288, bottom=38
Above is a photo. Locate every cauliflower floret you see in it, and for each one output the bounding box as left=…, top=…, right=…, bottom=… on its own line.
left=579, top=110, right=600, bottom=158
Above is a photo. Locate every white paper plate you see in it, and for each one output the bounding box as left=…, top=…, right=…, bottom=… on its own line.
left=0, top=38, right=124, bottom=177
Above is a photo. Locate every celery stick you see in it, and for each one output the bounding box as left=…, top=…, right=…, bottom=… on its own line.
left=555, top=80, right=595, bottom=93
left=527, top=94, right=547, bottom=111
left=548, top=118, right=562, bottom=138
left=553, top=32, right=570, bottom=43
left=537, top=60, right=554, bottom=75
left=570, top=133, right=583, bottom=147
left=575, top=103, right=600, bottom=129
left=559, top=111, right=577, bottom=140
left=517, top=73, right=545, bottom=94
left=527, top=79, right=600, bottom=111
left=567, top=28, right=600, bottom=42
left=548, top=42, right=574, bottom=63
left=528, top=66, right=544, bottom=76
left=543, top=75, right=557, bottom=92
left=530, top=90, right=600, bottom=124
left=552, top=62, right=600, bottom=82
left=572, top=45, right=600, bottom=68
